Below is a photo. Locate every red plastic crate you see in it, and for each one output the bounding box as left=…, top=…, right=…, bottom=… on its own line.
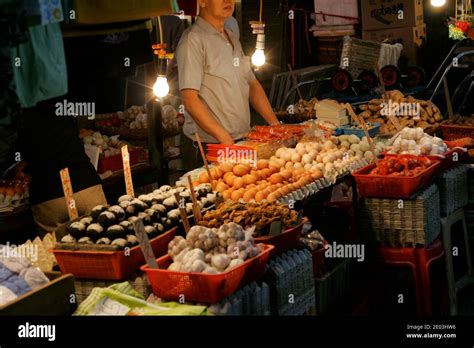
left=384, top=148, right=467, bottom=171
left=255, top=219, right=305, bottom=257
left=440, top=124, right=474, bottom=141
left=51, top=228, right=176, bottom=280
left=206, top=144, right=254, bottom=164
left=97, top=147, right=147, bottom=174
left=352, top=161, right=441, bottom=199
left=141, top=244, right=274, bottom=304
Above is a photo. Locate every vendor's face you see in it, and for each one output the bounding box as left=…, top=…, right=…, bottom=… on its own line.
left=199, top=0, right=235, bottom=20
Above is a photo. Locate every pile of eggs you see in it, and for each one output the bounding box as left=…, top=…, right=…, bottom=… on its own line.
left=196, top=160, right=323, bottom=203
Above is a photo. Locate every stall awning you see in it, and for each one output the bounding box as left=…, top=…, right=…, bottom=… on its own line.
left=63, top=0, right=179, bottom=25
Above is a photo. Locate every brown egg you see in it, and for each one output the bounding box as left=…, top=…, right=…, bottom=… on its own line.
left=222, top=190, right=232, bottom=200
left=262, top=168, right=273, bottom=178
left=219, top=162, right=234, bottom=173
left=223, top=172, right=234, bottom=181
left=199, top=171, right=209, bottom=183
left=269, top=173, right=284, bottom=185
left=233, top=177, right=244, bottom=189
left=233, top=164, right=251, bottom=177
left=231, top=190, right=243, bottom=201
left=215, top=182, right=229, bottom=193
left=212, top=167, right=223, bottom=179
left=267, top=193, right=277, bottom=202
left=280, top=169, right=292, bottom=181
left=242, top=174, right=257, bottom=185
left=224, top=174, right=236, bottom=186
left=312, top=170, right=323, bottom=180
left=257, top=159, right=269, bottom=170
left=255, top=191, right=267, bottom=202
left=280, top=186, right=290, bottom=195
left=243, top=189, right=257, bottom=202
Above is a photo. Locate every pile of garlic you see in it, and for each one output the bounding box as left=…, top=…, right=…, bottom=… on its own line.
left=388, top=127, right=448, bottom=156
left=167, top=223, right=262, bottom=274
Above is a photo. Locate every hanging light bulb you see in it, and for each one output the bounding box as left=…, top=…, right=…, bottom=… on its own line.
left=251, top=33, right=266, bottom=67
left=430, top=0, right=446, bottom=7
left=153, top=75, right=169, bottom=98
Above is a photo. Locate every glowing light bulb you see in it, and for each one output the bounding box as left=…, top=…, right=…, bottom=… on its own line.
left=251, top=49, right=266, bottom=67
left=153, top=76, right=169, bottom=98
left=430, top=0, right=446, bottom=7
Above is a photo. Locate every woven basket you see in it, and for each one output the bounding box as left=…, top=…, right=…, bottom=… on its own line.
left=74, top=275, right=152, bottom=304
left=340, top=36, right=381, bottom=78
left=360, top=184, right=440, bottom=247
left=436, top=165, right=468, bottom=217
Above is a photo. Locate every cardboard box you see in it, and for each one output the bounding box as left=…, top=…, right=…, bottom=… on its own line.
left=314, top=0, right=359, bottom=27
left=362, top=0, right=424, bottom=31
left=363, top=24, right=427, bottom=66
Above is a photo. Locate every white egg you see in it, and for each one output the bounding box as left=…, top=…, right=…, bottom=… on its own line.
left=302, top=154, right=313, bottom=165
left=282, top=151, right=292, bottom=162
left=291, top=153, right=301, bottom=163
left=275, top=148, right=286, bottom=158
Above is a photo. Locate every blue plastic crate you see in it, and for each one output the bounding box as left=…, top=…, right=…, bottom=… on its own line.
left=336, top=123, right=381, bottom=138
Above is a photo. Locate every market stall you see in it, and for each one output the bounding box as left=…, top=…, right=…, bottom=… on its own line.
left=1, top=0, right=474, bottom=336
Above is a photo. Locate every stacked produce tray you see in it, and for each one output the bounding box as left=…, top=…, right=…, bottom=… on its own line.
left=314, top=259, right=350, bottom=315
left=360, top=184, right=440, bottom=247
left=266, top=249, right=316, bottom=316
left=435, top=166, right=469, bottom=216
left=207, top=282, right=271, bottom=315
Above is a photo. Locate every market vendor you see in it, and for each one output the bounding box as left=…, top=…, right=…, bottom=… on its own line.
left=176, top=0, right=279, bottom=170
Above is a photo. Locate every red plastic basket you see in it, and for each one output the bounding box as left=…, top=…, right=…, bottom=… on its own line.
left=384, top=148, right=467, bottom=172
left=51, top=228, right=176, bottom=280
left=440, top=124, right=474, bottom=141
left=141, top=244, right=274, bottom=304
left=206, top=144, right=254, bottom=164
left=352, top=161, right=441, bottom=199
left=255, top=219, right=305, bottom=257
left=97, top=148, right=147, bottom=174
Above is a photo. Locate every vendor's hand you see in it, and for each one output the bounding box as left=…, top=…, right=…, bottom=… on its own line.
left=219, top=133, right=235, bottom=145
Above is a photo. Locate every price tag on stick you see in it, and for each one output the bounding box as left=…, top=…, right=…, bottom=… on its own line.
left=60, top=168, right=78, bottom=220
left=382, top=94, right=403, bottom=133
left=187, top=176, right=202, bottom=223
left=345, top=104, right=377, bottom=160
left=121, top=145, right=135, bottom=197
left=174, top=192, right=191, bottom=234
left=133, top=219, right=159, bottom=269
left=194, top=132, right=215, bottom=191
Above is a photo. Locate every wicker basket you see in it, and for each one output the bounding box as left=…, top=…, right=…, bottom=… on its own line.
left=74, top=275, right=152, bottom=304
left=340, top=36, right=381, bottom=78
left=360, top=184, right=440, bottom=247
left=435, top=165, right=469, bottom=217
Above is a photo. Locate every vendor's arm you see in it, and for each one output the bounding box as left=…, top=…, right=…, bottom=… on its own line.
left=249, top=79, right=279, bottom=126
left=181, top=89, right=234, bottom=144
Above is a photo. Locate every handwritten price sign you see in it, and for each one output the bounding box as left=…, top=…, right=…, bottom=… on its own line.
left=60, top=168, right=78, bottom=220
left=121, top=145, right=135, bottom=198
